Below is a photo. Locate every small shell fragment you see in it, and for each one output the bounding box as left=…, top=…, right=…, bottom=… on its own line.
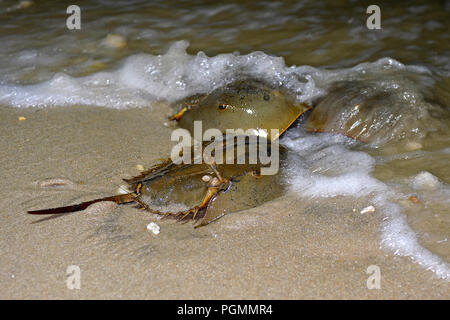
left=19, top=1, right=34, bottom=9
left=38, top=178, right=77, bottom=189
left=146, top=222, right=160, bottom=235
left=360, top=205, right=375, bottom=214
left=18, top=116, right=26, bottom=121
left=136, top=164, right=145, bottom=171
left=103, top=34, right=127, bottom=49
left=411, top=171, right=440, bottom=190
left=202, top=175, right=211, bottom=182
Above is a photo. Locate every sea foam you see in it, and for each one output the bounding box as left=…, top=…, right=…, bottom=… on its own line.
left=0, top=40, right=433, bottom=110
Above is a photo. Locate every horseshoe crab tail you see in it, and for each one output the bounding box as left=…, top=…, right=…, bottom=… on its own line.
left=27, top=193, right=136, bottom=216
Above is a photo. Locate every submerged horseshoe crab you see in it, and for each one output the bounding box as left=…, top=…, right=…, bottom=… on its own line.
left=28, top=136, right=287, bottom=228
left=304, top=80, right=448, bottom=145
left=305, top=81, right=400, bottom=143
left=170, top=79, right=311, bottom=140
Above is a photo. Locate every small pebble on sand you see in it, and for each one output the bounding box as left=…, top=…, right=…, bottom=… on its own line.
left=410, top=171, right=440, bottom=190
left=147, top=222, right=160, bottom=235
left=136, top=164, right=145, bottom=171
left=19, top=1, right=34, bottom=9
left=360, top=205, right=375, bottom=214
left=163, top=121, right=178, bottom=128
left=103, top=34, right=127, bottom=49
left=18, top=116, right=26, bottom=121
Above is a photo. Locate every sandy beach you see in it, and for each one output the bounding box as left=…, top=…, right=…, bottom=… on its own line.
left=0, top=104, right=448, bottom=299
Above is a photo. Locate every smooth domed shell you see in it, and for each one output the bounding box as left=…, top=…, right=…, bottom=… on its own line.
left=174, top=80, right=310, bottom=140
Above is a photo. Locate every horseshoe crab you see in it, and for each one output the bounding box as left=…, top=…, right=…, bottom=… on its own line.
left=170, top=79, right=311, bottom=140
left=305, top=81, right=397, bottom=143
left=28, top=136, right=287, bottom=228
left=304, top=80, right=447, bottom=145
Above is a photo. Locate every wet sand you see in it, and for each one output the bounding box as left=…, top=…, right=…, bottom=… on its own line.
left=0, top=104, right=448, bottom=299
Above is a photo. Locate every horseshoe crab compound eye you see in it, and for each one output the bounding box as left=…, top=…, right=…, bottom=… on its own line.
left=218, top=104, right=229, bottom=111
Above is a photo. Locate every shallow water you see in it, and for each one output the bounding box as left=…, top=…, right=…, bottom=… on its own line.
left=1, top=0, right=449, bottom=288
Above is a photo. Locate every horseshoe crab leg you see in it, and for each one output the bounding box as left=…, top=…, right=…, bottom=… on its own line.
left=168, top=106, right=190, bottom=121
